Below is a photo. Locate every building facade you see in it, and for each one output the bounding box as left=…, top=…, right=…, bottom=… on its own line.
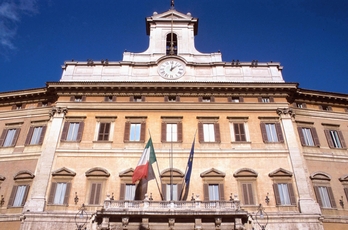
left=0, top=6, right=347, bottom=230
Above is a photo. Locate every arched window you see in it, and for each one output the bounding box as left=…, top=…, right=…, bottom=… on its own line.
left=166, top=33, right=177, bottom=55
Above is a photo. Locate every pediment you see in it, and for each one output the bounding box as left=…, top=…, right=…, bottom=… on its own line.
left=234, top=168, right=258, bottom=178
left=339, top=174, right=348, bottom=182
left=119, top=168, right=134, bottom=178
left=14, top=170, right=35, bottom=180
left=310, top=172, right=331, bottom=181
left=0, top=175, right=5, bottom=181
left=85, top=167, right=110, bottom=177
left=151, top=9, right=193, bottom=21
left=200, top=168, right=225, bottom=178
left=268, top=168, right=293, bottom=178
left=161, top=168, right=184, bottom=178
left=52, top=167, right=76, bottom=177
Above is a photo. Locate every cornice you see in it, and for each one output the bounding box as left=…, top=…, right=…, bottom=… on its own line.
left=293, top=108, right=348, bottom=120
left=294, top=88, right=348, bottom=104
left=0, top=87, right=57, bottom=105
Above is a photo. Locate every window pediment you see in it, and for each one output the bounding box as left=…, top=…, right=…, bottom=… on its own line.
left=14, top=170, right=35, bottom=180
left=339, top=174, right=348, bottom=182
left=161, top=168, right=184, bottom=178
left=85, top=167, right=110, bottom=177
left=200, top=168, right=225, bottom=178
left=52, top=167, right=76, bottom=177
left=233, top=168, right=258, bottom=178
left=0, top=175, right=5, bottom=181
left=310, top=172, right=331, bottom=181
left=268, top=168, right=293, bottom=177
left=119, top=168, right=134, bottom=178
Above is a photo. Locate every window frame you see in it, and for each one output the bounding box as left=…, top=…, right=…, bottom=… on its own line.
left=161, top=121, right=183, bottom=143
left=25, top=125, right=47, bottom=146
left=8, top=185, right=30, bottom=208
left=61, top=121, right=85, bottom=142
left=47, top=182, right=72, bottom=205
left=0, top=127, right=21, bottom=147
left=324, top=129, right=346, bottom=149
left=297, top=126, right=320, bottom=147
left=231, top=122, right=248, bottom=142
left=124, top=119, right=146, bottom=143
left=258, top=97, right=274, bottom=103
left=198, top=122, right=221, bottom=143
left=260, top=122, right=284, bottom=143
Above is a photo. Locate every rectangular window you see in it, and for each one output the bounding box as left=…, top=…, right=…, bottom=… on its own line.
left=242, top=183, right=255, bottom=205
left=297, top=127, right=320, bottom=147
left=203, top=124, right=215, bottom=142
left=166, top=124, right=178, bottom=142
left=260, top=122, right=284, bottom=143
left=97, top=122, right=111, bottom=141
left=296, top=103, right=306, bottom=108
left=8, top=185, right=29, bottom=207
left=89, top=183, right=102, bottom=205
left=61, top=122, right=84, bottom=142
left=325, top=130, right=346, bottom=149
left=314, top=186, right=336, bottom=208
left=104, top=96, right=116, bottom=102
left=230, top=97, right=243, bottom=103
left=161, top=121, right=182, bottom=143
left=258, top=97, right=274, bottom=103
left=233, top=123, right=246, bottom=142
left=165, top=96, right=179, bottom=102
left=166, top=184, right=178, bottom=201
left=208, top=184, right=220, bottom=201
left=130, top=123, right=141, bottom=141
left=273, top=183, right=296, bottom=206
left=262, top=98, right=270, bottom=103
left=25, top=126, right=47, bottom=145
left=0, top=128, right=21, bottom=147
left=48, top=182, right=71, bottom=205
left=125, top=184, right=136, bottom=200
left=198, top=122, right=220, bottom=143
left=132, top=96, right=144, bottom=102
left=202, top=97, right=211, bottom=102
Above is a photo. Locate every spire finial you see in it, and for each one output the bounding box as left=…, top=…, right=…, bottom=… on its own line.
left=171, top=0, right=174, bottom=9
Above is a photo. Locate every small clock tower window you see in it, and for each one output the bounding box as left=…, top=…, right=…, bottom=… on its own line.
left=166, top=33, right=177, bottom=55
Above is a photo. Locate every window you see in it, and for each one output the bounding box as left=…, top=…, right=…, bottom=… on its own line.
left=258, top=97, right=274, bottom=103
left=166, top=33, right=177, bottom=55
left=232, top=123, right=246, bottom=142
left=8, top=185, right=30, bottom=207
left=125, top=184, right=136, bottom=200
left=319, top=105, right=332, bottom=111
left=130, top=96, right=144, bottom=102
left=203, top=184, right=224, bottom=201
left=165, top=184, right=179, bottom=201
left=161, top=122, right=183, bottom=143
left=37, top=101, right=50, bottom=107
left=229, top=97, right=243, bottom=103
left=124, top=120, right=146, bottom=143
left=89, top=183, right=102, bottom=205
left=97, top=122, right=111, bottom=141
left=61, top=121, right=84, bottom=142
left=12, top=104, right=25, bottom=110
left=297, top=127, right=320, bottom=147
left=241, top=183, right=255, bottom=205
left=25, top=126, right=47, bottom=145
left=200, top=96, right=214, bottom=103
left=295, top=103, right=306, bottom=108
left=0, top=128, right=21, bottom=147
left=160, top=168, right=184, bottom=201
left=165, top=96, right=180, bottom=102
left=48, top=182, right=71, bottom=205
left=344, top=187, right=348, bottom=202
left=198, top=121, right=220, bottom=143
left=324, top=129, right=346, bottom=149
left=260, top=122, right=284, bottom=143
left=314, top=186, right=336, bottom=208
left=273, top=183, right=296, bottom=206
left=104, top=96, right=116, bottom=102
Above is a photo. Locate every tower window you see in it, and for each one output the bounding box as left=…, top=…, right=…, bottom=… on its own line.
left=166, top=33, right=177, bottom=55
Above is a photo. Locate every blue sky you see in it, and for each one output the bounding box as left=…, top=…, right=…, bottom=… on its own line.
left=1, top=0, right=347, bottom=93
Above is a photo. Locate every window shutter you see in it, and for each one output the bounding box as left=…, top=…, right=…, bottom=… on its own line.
left=21, top=185, right=30, bottom=206
left=214, top=123, right=221, bottom=143
left=248, top=184, right=254, bottom=205
left=219, top=184, right=224, bottom=201
left=81, top=96, right=86, bottom=102
left=313, top=186, right=323, bottom=207
left=318, top=105, right=323, bottom=110
left=89, top=183, right=101, bottom=205
left=344, top=188, right=348, bottom=202
left=164, top=96, right=168, bottom=102
left=124, top=122, right=130, bottom=142
left=177, top=183, right=183, bottom=200
left=89, top=183, right=96, bottom=204
left=273, top=184, right=281, bottom=205
left=302, top=103, right=307, bottom=108
left=269, top=97, right=274, bottom=103
left=297, top=127, right=306, bottom=146
left=11, top=128, right=20, bottom=146
left=25, top=128, right=35, bottom=145
left=311, top=127, right=320, bottom=147
left=95, top=183, right=101, bottom=204
left=327, top=186, right=336, bottom=208
left=239, top=97, right=244, bottom=102
left=177, top=122, right=183, bottom=143
left=63, top=183, right=71, bottom=205
left=11, top=105, right=17, bottom=110
left=234, top=123, right=246, bottom=142
left=260, top=123, right=268, bottom=143
left=198, top=123, right=204, bottom=143
left=76, top=122, right=84, bottom=142
left=48, top=182, right=57, bottom=204
left=8, top=185, right=18, bottom=207
left=203, top=184, right=209, bottom=201
left=242, top=184, right=250, bottom=205
left=38, top=126, right=47, bottom=145
left=21, top=104, right=26, bottom=109
left=70, top=96, right=75, bottom=102
left=324, top=130, right=335, bottom=148
left=37, top=102, right=42, bottom=107
left=129, top=96, right=134, bottom=102
left=0, top=129, right=8, bottom=146
left=338, top=131, right=346, bottom=148
left=140, top=122, right=146, bottom=142
left=287, top=183, right=296, bottom=205
left=228, top=97, right=232, bottom=103
left=345, top=108, right=348, bottom=113
left=119, top=183, right=126, bottom=200
left=112, top=96, right=116, bottom=101
left=292, top=102, right=297, bottom=107
left=61, top=122, right=70, bottom=141
left=176, top=96, right=180, bottom=102
left=211, top=96, right=215, bottom=102
left=327, top=106, right=332, bottom=111
left=161, top=122, right=167, bottom=142
left=162, top=184, right=167, bottom=200
left=275, top=123, right=284, bottom=143
left=104, top=96, right=109, bottom=102
left=257, top=97, right=262, bottom=102
left=141, top=96, right=145, bottom=102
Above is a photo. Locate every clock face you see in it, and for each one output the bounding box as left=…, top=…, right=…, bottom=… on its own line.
left=158, top=59, right=185, bottom=79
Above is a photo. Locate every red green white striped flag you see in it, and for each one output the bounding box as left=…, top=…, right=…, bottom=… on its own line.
left=132, top=137, right=157, bottom=183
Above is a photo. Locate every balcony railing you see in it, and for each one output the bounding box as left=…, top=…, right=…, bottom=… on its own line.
left=103, top=199, right=241, bottom=212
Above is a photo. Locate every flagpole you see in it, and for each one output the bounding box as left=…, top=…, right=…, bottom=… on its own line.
left=148, top=130, right=164, bottom=201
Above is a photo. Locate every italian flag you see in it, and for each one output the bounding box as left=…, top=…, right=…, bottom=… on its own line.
left=132, top=138, right=157, bottom=183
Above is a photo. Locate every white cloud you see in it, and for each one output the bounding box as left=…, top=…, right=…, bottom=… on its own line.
left=0, top=0, right=38, bottom=53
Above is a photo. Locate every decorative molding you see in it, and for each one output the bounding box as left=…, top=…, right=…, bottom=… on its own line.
left=0, top=175, right=5, bottom=181
left=161, top=168, right=184, bottom=178
left=310, top=171, right=331, bottom=181
left=49, top=107, right=68, bottom=117
left=85, top=167, right=110, bottom=177
left=268, top=168, right=293, bottom=178
left=200, top=168, right=225, bottom=178
left=339, top=174, right=348, bottom=182
left=233, top=168, right=258, bottom=178
left=276, top=108, right=295, bottom=117
left=51, top=167, right=76, bottom=177
left=14, top=170, right=35, bottom=180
